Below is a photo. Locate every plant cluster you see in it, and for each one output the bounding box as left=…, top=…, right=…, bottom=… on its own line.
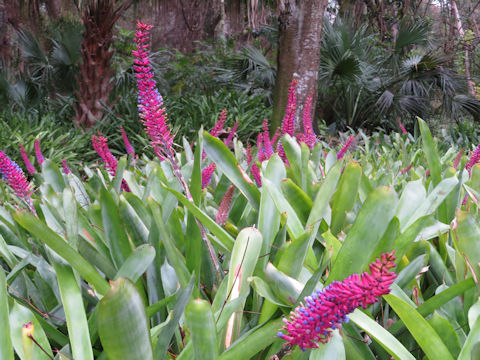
left=1, top=21, right=480, bottom=360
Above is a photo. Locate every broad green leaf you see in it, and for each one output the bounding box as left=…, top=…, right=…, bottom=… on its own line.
left=14, top=211, right=110, bottom=295
left=330, top=161, right=362, bottom=236
left=389, top=278, right=475, bottom=334
left=427, top=312, right=460, bottom=358
left=349, top=310, right=415, bottom=360
left=203, top=132, right=260, bottom=210
left=249, top=276, right=289, bottom=306
left=53, top=261, right=93, bottom=360
left=112, top=156, right=127, bottom=193
left=225, top=227, right=263, bottom=347
left=41, top=159, right=66, bottom=192
left=114, top=244, right=156, bottom=282
left=0, top=268, right=13, bottom=360
left=98, top=277, right=153, bottom=360
left=401, top=177, right=458, bottom=231
left=310, top=330, right=345, bottom=360
left=154, top=275, right=194, bottom=360
left=281, top=178, right=313, bottom=225
left=328, top=187, right=398, bottom=283
left=263, top=178, right=304, bottom=239
left=257, top=154, right=285, bottom=271
left=418, top=117, right=441, bottom=186
left=165, top=187, right=234, bottom=252
left=100, top=187, right=133, bottom=268
left=218, top=318, right=283, bottom=360
left=10, top=302, right=53, bottom=360
left=384, top=294, right=454, bottom=360
left=185, top=299, right=219, bottom=359
left=452, top=210, right=480, bottom=281
left=458, top=317, right=480, bottom=360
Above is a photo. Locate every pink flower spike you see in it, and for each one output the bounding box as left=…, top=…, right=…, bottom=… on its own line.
left=19, top=143, right=36, bottom=175
left=224, top=122, right=238, bottom=147
left=466, top=144, right=480, bottom=173
left=281, top=80, right=298, bottom=137
left=216, top=185, right=235, bottom=225
left=262, top=119, right=273, bottom=160
left=337, top=136, right=355, bottom=160
left=62, top=159, right=71, bottom=174
left=0, top=150, right=34, bottom=208
left=278, top=251, right=397, bottom=350
left=397, top=118, right=408, bottom=134
left=202, top=163, right=216, bottom=189
left=211, top=109, right=227, bottom=137
left=120, top=126, right=135, bottom=156
left=133, top=21, right=173, bottom=159
left=34, top=139, right=44, bottom=166
left=251, top=163, right=262, bottom=187
left=299, top=96, right=316, bottom=149
left=92, top=135, right=130, bottom=192
left=452, top=149, right=464, bottom=169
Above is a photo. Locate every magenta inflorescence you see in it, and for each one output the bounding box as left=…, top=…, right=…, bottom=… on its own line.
left=133, top=21, right=173, bottom=159
left=298, top=95, right=316, bottom=150
left=278, top=251, right=397, bottom=351
left=120, top=126, right=135, bottom=156
left=337, top=136, right=355, bottom=160
left=0, top=150, right=33, bottom=206
left=466, top=144, right=480, bottom=173
left=201, top=163, right=216, bottom=189
left=62, top=159, right=71, bottom=174
left=19, top=143, right=37, bottom=175
left=92, top=135, right=130, bottom=192
left=35, top=139, right=44, bottom=166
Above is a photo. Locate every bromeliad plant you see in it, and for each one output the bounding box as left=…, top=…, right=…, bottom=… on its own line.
left=2, top=21, right=480, bottom=360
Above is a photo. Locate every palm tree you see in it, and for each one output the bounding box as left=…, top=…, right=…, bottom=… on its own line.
left=318, top=19, right=480, bottom=131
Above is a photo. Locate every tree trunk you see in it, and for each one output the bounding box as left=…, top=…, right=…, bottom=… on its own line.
left=451, top=0, right=475, bottom=97
left=44, top=0, right=61, bottom=20
left=270, top=0, right=328, bottom=133
left=73, top=0, right=131, bottom=128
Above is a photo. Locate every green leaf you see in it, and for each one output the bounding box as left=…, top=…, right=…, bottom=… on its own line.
left=310, top=330, right=345, bottom=360
left=154, top=275, right=194, bottom=360
left=14, top=211, right=110, bottom=295
left=0, top=268, right=13, bottom=360
left=114, top=244, right=156, bottom=282
left=349, top=310, right=415, bottom=360
left=281, top=178, right=313, bottom=225
left=458, top=316, right=480, bottom=360
left=257, top=155, right=285, bottom=271
left=452, top=210, right=480, bottom=281
left=185, top=299, right=219, bottom=359
left=218, top=318, right=283, bottom=360
left=330, top=161, right=362, bottom=236
left=41, top=159, right=66, bottom=192
left=250, top=276, right=289, bottom=307
left=203, top=132, right=260, bottom=210
left=225, top=227, right=263, bottom=346
left=165, top=187, right=235, bottom=252
left=384, top=294, right=454, bottom=360
left=98, top=277, right=153, bottom=360
left=10, top=302, right=53, bottom=360
left=263, top=177, right=304, bottom=238
left=418, top=117, right=441, bottom=186
left=112, top=156, right=127, bottom=193
left=389, top=278, right=475, bottom=334
left=427, top=312, right=460, bottom=358
left=328, top=187, right=398, bottom=283
left=53, top=261, right=94, bottom=360
left=100, top=187, right=133, bottom=268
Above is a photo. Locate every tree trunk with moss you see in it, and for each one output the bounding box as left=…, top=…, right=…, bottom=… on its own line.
left=270, top=0, right=328, bottom=134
